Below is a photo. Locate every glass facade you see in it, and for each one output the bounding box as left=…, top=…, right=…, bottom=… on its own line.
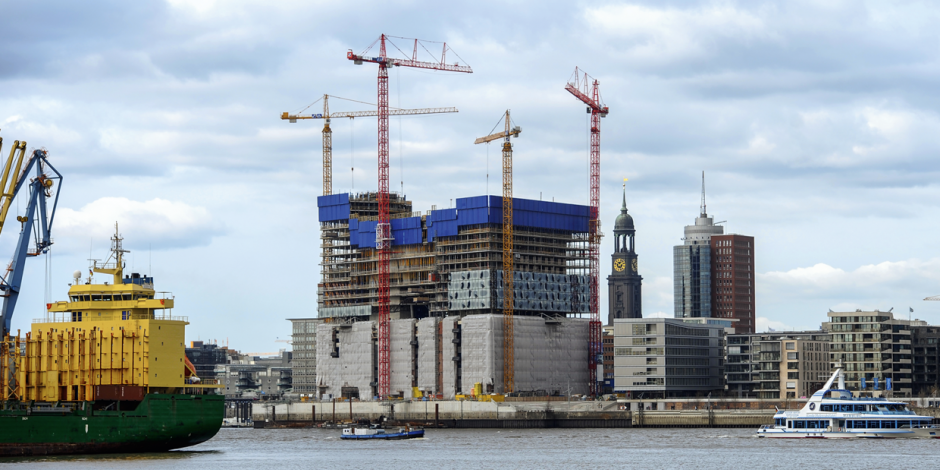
left=673, top=245, right=711, bottom=319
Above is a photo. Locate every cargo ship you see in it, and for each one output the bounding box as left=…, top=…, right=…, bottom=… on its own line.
left=0, top=225, right=224, bottom=456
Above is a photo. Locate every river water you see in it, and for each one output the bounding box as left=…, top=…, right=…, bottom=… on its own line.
left=3, top=427, right=938, bottom=469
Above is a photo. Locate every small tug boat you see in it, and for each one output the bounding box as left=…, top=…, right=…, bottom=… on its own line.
left=341, top=424, right=424, bottom=440
left=757, top=367, right=938, bottom=439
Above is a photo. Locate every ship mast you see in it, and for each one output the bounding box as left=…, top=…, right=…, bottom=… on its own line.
left=92, top=222, right=128, bottom=284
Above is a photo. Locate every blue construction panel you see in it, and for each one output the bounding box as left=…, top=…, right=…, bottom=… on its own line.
left=317, top=193, right=350, bottom=222
left=358, top=220, right=377, bottom=248
left=349, top=218, right=360, bottom=246
left=451, top=195, right=590, bottom=233
left=391, top=216, right=423, bottom=246
left=317, top=193, right=349, bottom=207
left=318, top=204, right=350, bottom=222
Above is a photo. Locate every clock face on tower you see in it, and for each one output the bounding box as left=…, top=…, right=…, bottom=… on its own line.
left=632, top=259, right=638, bottom=272
left=614, top=259, right=626, bottom=272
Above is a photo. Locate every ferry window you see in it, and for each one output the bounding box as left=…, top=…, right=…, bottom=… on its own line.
left=854, top=405, right=866, bottom=412
left=883, top=421, right=895, bottom=429
left=123, top=294, right=132, bottom=300
left=821, top=405, right=831, bottom=412
left=846, top=421, right=854, bottom=429
left=794, top=421, right=805, bottom=429
left=868, top=421, right=879, bottom=429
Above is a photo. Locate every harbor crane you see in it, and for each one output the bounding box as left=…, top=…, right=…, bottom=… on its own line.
left=281, top=95, right=458, bottom=196
left=0, top=135, right=62, bottom=340
left=565, top=67, right=608, bottom=397
left=474, top=111, right=521, bottom=393
left=348, top=34, right=472, bottom=399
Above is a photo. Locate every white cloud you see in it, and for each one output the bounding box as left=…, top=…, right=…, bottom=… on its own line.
left=756, top=316, right=794, bottom=332
left=760, top=259, right=940, bottom=296
left=647, top=311, right=670, bottom=318
left=585, top=4, right=771, bottom=65
left=53, top=197, right=223, bottom=252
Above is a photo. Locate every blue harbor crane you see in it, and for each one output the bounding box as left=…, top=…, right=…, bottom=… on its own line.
left=0, top=146, right=62, bottom=339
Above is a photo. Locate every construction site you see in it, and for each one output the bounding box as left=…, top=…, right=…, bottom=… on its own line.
left=285, top=35, right=610, bottom=401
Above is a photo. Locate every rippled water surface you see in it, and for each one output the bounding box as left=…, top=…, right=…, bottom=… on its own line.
left=4, top=427, right=938, bottom=469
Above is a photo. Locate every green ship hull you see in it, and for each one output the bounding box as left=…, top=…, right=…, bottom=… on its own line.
left=0, top=393, right=224, bottom=457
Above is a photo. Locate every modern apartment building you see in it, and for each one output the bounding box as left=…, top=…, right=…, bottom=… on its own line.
left=613, top=318, right=726, bottom=398
left=726, top=331, right=830, bottom=399
left=911, top=325, right=940, bottom=395
left=823, top=310, right=926, bottom=397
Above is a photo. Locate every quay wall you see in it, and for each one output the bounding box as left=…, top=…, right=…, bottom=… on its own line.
left=251, top=400, right=776, bottom=428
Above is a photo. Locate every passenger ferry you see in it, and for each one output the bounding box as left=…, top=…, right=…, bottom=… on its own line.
left=757, top=367, right=938, bottom=439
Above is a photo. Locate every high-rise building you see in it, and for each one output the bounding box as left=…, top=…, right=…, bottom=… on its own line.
left=674, top=176, right=723, bottom=321
left=711, top=234, right=755, bottom=334
left=673, top=174, right=755, bottom=334
left=607, top=189, right=642, bottom=324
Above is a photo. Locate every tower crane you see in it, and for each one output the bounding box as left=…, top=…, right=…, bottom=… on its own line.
left=281, top=95, right=458, bottom=196
left=0, top=139, right=62, bottom=340
left=474, top=111, right=521, bottom=393
left=565, top=67, right=608, bottom=397
left=348, top=34, right=472, bottom=399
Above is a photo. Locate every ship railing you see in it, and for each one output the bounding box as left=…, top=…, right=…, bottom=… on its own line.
left=152, top=312, right=188, bottom=322
left=33, top=312, right=75, bottom=323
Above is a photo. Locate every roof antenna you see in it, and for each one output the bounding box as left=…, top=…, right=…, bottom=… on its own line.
left=700, top=171, right=707, bottom=217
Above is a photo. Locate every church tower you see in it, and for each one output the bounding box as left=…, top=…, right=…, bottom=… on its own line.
left=608, top=188, right=642, bottom=324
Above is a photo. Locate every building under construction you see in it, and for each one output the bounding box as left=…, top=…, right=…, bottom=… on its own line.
left=310, top=192, right=593, bottom=399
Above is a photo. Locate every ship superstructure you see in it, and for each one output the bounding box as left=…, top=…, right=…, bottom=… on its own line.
left=757, top=367, right=938, bottom=439
left=0, top=225, right=224, bottom=456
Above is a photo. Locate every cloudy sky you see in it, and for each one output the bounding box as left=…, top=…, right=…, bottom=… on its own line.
left=2, top=0, right=939, bottom=352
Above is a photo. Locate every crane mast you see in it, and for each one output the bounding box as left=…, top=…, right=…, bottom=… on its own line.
left=0, top=144, right=61, bottom=340
left=348, top=35, right=472, bottom=399
left=475, top=111, right=521, bottom=393
left=565, top=67, right=608, bottom=397
left=281, top=97, right=458, bottom=196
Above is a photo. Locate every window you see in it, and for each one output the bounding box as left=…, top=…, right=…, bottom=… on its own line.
left=787, top=352, right=798, bottom=360
left=786, top=381, right=796, bottom=389
left=786, top=343, right=795, bottom=350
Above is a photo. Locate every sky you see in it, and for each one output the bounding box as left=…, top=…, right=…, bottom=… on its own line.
left=2, top=0, right=940, bottom=352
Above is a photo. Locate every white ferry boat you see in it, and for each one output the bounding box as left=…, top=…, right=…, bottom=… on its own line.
left=757, top=367, right=938, bottom=439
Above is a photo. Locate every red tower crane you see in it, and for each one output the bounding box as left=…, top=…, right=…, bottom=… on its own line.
left=565, top=67, right=608, bottom=397
left=348, top=35, right=472, bottom=399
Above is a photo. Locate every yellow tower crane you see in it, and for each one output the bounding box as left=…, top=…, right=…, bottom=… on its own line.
left=281, top=96, right=458, bottom=195
left=0, top=132, right=29, bottom=237
left=474, top=111, right=521, bottom=393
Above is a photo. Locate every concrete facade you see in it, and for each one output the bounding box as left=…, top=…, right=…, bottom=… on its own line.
left=289, top=318, right=321, bottom=395
left=314, top=315, right=589, bottom=400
